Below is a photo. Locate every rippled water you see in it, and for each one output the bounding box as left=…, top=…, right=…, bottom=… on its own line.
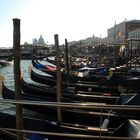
left=0, top=60, right=32, bottom=87
left=0, top=60, right=51, bottom=138
left=0, top=59, right=52, bottom=118
left=0, top=60, right=33, bottom=115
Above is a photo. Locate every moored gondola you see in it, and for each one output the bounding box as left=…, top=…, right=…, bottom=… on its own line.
left=2, top=83, right=140, bottom=140
left=31, top=61, right=140, bottom=92
left=30, top=66, right=119, bottom=94
left=2, top=81, right=140, bottom=120
left=21, top=76, right=119, bottom=103
left=32, top=59, right=140, bottom=91
left=0, top=111, right=139, bottom=139
left=32, top=59, right=107, bottom=83
left=46, top=56, right=87, bottom=70
left=0, top=112, right=106, bottom=139
left=2, top=82, right=126, bottom=128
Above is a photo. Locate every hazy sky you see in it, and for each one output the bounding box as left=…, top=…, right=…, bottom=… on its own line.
left=0, top=0, right=140, bottom=47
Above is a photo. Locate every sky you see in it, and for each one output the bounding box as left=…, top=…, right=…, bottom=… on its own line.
left=0, top=0, right=140, bottom=47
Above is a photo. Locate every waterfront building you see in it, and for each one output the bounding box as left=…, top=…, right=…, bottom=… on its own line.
left=19, top=35, right=50, bottom=58
left=32, top=35, right=45, bottom=45
left=32, top=38, right=38, bottom=44
left=127, top=28, right=140, bottom=57
left=107, top=19, right=140, bottom=45
left=69, top=36, right=105, bottom=57
left=38, top=35, right=45, bottom=44
left=0, top=47, right=13, bottom=59
left=21, top=43, right=49, bottom=59
left=128, top=28, right=140, bottom=39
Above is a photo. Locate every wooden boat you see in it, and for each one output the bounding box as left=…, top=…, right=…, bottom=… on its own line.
left=32, top=59, right=106, bottom=83
left=30, top=67, right=119, bottom=94
left=1, top=112, right=138, bottom=140
left=98, top=72, right=140, bottom=90
left=46, top=56, right=111, bottom=75
left=2, top=82, right=127, bottom=129
left=2, top=84, right=140, bottom=139
left=0, top=111, right=57, bottom=131
left=2, top=81, right=140, bottom=120
left=0, top=112, right=106, bottom=139
left=0, top=60, right=13, bottom=67
left=21, top=77, right=119, bottom=104
left=46, top=56, right=84, bottom=70
left=32, top=59, right=140, bottom=91
left=0, top=111, right=139, bottom=139
left=32, top=58, right=56, bottom=70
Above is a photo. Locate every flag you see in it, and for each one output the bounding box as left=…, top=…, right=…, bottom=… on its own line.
left=118, top=32, right=124, bottom=38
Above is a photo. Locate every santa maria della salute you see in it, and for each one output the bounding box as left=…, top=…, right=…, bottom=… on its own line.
left=32, top=35, right=46, bottom=45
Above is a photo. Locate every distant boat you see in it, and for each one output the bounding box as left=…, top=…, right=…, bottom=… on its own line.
left=0, top=60, right=13, bottom=67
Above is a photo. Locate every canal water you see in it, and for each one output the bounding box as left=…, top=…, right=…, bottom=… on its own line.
left=0, top=59, right=53, bottom=139
left=0, top=59, right=48, bottom=117
left=0, top=60, right=31, bottom=114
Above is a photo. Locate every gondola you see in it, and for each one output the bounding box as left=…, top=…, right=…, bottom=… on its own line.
left=32, top=59, right=140, bottom=89
left=2, top=82, right=127, bottom=129
left=20, top=79, right=140, bottom=118
left=46, top=56, right=85, bottom=70
left=30, top=64, right=107, bottom=85
left=2, top=81, right=140, bottom=120
left=30, top=66, right=119, bottom=94
left=31, top=61, right=140, bottom=92
left=0, top=60, right=13, bottom=67
left=0, top=112, right=139, bottom=139
left=2, top=83, right=140, bottom=140
left=0, top=112, right=108, bottom=139
left=46, top=56, right=111, bottom=74
left=97, top=72, right=140, bottom=90
left=32, top=59, right=107, bottom=83
left=21, top=76, right=119, bottom=104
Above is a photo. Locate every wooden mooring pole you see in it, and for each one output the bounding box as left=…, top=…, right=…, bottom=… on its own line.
left=65, top=39, right=69, bottom=86
left=13, top=18, right=24, bottom=140
left=54, top=34, right=62, bottom=123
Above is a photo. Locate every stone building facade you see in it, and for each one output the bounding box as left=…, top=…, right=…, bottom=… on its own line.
left=107, top=20, right=140, bottom=45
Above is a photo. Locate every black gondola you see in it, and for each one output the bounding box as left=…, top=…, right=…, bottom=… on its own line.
left=2, top=83, right=127, bottom=132
left=32, top=59, right=107, bottom=83
left=21, top=76, right=119, bottom=104
left=30, top=66, right=119, bottom=94
left=0, top=112, right=108, bottom=139
left=0, top=111, right=139, bottom=139
left=46, top=56, right=86, bottom=70
left=31, top=60, right=140, bottom=92
left=2, top=81, right=140, bottom=120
